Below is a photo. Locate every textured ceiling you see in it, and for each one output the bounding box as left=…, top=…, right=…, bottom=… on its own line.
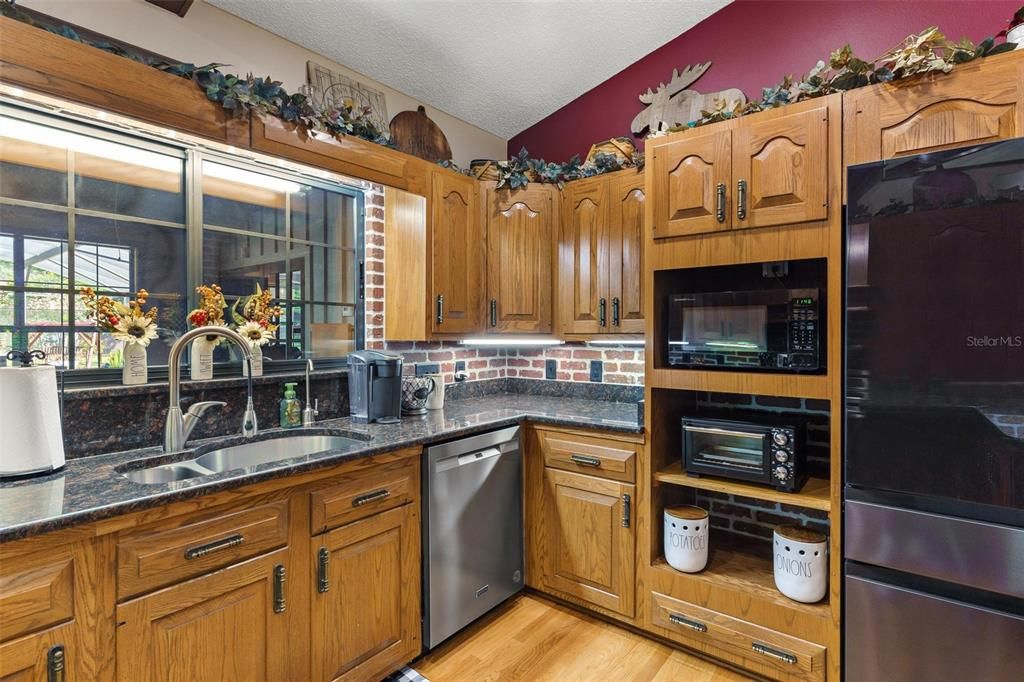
left=207, top=0, right=731, bottom=139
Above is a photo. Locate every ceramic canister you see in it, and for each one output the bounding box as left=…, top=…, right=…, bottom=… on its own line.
left=773, top=525, right=828, bottom=603
left=663, top=505, right=709, bottom=573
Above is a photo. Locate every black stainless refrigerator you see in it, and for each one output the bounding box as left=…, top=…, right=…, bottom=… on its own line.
left=844, top=138, right=1024, bottom=681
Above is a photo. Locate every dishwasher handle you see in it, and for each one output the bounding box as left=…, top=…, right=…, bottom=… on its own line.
left=434, top=446, right=506, bottom=473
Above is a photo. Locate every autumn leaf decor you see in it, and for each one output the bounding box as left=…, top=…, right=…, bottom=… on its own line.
left=231, top=285, right=282, bottom=349
left=79, top=287, right=158, bottom=347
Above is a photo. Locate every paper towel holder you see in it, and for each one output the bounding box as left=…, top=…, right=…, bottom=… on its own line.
left=6, top=349, right=46, bottom=367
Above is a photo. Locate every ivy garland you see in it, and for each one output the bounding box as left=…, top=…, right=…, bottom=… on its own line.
left=1, top=1, right=1018, bottom=190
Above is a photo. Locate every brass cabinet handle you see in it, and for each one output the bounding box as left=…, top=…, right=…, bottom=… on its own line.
left=436, top=294, right=444, bottom=325
left=622, top=493, right=631, bottom=528
left=273, top=564, right=286, bottom=614
left=47, top=645, right=65, bottom=682
left=751, top=642, right=798, bottom=665
left=599, top=298, right=607, bottom=327
left=668, top=613, right=708, bottom=633
left=490, top=299, right=497, bottom=327
left=352, top=489, right=390, bottom=507
left=317, top=547, right=330, bottom=593
left=715, top=183, right=726, bottom=223
left=737, top=179, right=747, bottom=220
left=570, top=454, right=601, bottom=468
left=184, top=533, right=243, bottom=560
left=612, top=297, right=620, bottom=326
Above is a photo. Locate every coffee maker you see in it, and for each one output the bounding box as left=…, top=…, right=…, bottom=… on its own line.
left=347, top=350, right=403, bottom=423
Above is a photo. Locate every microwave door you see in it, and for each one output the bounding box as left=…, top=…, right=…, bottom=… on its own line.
left=845, top=139, right=1024, bottom=523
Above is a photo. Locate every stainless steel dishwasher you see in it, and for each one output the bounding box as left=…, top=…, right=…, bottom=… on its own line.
left=423, top=425, right=524, bottom=649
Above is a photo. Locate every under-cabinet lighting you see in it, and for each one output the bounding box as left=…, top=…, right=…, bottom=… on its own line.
left=459, top=338, right=564, bottom=347
left=588, top=340, right=646, bottom=346
left=202, top=161, right=303, bottom=194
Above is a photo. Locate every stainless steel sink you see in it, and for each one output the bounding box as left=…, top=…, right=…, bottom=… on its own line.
left=122, top=463, right=208, bottom=484
left=120, top=433, right=365, bottom=484
left=195, top=435, right=361, bottom=473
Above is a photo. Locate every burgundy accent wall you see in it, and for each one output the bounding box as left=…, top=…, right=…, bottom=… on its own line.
left=508, top=0, right=1019, bottom=161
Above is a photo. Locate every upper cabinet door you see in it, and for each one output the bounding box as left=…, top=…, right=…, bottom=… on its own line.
left=486, top=186, right=555, bottom=334
left=608, top=173, right=645, bottom=334
left=559, top=176, right=609, bottom=335
left=650, top=128, right=731, bottom=239
left=732, top=101, right=829, bottom=229
left=431, top=170, right=483, bottom=335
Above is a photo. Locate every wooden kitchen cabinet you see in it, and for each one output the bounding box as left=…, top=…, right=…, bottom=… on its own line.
left=485, top=185, right=556, bottom=333
left=431, top=169, right=485, bottom=335
left=116, top=549, right=294, bottom=682
left=311, top=503, right=421, bottom=682
left=650, top=127, right=732, bottom=239
left=559, top=171, right=645, bottom=336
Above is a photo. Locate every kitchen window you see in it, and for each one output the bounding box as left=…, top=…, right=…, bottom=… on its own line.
left=0, top=105, right=364, bottom=383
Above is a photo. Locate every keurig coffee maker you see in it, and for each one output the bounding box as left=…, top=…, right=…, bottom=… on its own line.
left=347, top=350, right=403, bottom=423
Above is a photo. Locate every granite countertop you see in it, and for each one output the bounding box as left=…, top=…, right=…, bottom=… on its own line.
left=0, top=393, right=642, bottom=543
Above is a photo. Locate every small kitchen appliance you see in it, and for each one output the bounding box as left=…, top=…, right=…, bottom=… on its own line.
left=682, top=416, right=805, bottom=492
left=347, top=350, right=403, bottom=423
left=0, top=350, right=66, bottom=479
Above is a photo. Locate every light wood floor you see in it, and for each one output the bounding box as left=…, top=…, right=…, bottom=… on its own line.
left=414, top=593, right=751, bottom=682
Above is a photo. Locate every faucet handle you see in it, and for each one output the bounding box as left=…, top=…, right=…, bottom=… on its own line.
left=187, top=401, right=227, bottom=417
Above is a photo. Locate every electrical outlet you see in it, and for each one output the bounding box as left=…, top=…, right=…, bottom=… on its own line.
left=415, top=363, right=440, bottom=376
left=545, top=359, right=557, bottom=380
left=589, top=360, right=603, bottom=382
left=455, top=360, right=466, bottom=372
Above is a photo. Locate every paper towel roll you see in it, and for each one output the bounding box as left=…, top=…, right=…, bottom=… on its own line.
left=0, top=365, right=66, bottom=477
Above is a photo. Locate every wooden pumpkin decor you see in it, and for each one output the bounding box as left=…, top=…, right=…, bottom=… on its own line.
left=630, top=61, right=746, bottom=135
left=389, top=105, right=453, bottom=162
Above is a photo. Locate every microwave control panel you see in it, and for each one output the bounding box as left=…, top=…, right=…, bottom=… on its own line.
left=788, top=297, right=819, bottom=368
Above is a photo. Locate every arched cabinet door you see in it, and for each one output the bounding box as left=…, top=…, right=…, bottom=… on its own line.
left=486, top=186, right=556, bottom=334
left=430, top=170, right=484, bottom=335
left=608, top=173, right=646, bottom=334
left=559, top=176, right=608, bottom=335
left=844, top=51, right=1024, bottom=167
left=650, top=127, right=732, bottom=239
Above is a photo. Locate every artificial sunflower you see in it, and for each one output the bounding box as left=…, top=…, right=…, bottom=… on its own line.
left=80, top=287, right=158, bottom=347
left=237, top=320, right=274, bottom=348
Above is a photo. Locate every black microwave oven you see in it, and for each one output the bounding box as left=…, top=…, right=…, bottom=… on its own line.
left=682, top=416, right=807, bottom=492
left=666, top=288, right=822, bottom=372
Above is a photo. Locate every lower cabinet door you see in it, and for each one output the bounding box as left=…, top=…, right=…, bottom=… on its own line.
left=311, top=503, right=421, bottom=682
left=0, top=622, right=75, bottom=682
left=115, top=550, right=293, bottom=682
left=540, top=468, right=636, bottom=617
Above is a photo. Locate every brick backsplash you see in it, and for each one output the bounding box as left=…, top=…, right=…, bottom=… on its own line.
left=364, top=183, right=646, bottom=387
left=696, top=490, right=830, bottom=547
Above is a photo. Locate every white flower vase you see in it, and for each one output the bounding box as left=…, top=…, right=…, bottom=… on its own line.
left=122, top=343, right=148, bottom=385
left=1008, top=25, right=1024, bottom=50
left=773, top=525, right=828, bottom=603
left=242, top=348, right=263, bottom=377
left=190, top=335, right=217, bottom=381
left=663, top=506, right=709, bottom=573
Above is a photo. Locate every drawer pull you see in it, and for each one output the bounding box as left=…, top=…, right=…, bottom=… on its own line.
left=622, top=493, right=631, bottom=528
left=184, top=533, right=244, bottom=560
left=668, top=613, right=707, bottom=633
left=352, top=489, right=390, bottom=507
left=273, top=564, right=286, bottom=614
left=569, top=454, right=601, bottom=468
left=737, top=179, right=748, bottom=220
left=47, top=645, right=65, bottom=682
left=752, top=642, right=798, bottom=665
left=715, top=182, right=726, bottom=223
left=317, top=547, right=330, bottom=593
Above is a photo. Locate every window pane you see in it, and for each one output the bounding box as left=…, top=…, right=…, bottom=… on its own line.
left=308, top=303, right=356, bottom=359
left=22, top=330, right=69, bottom=369
left=203, top=230, right=287, bottom=299
left=0, top=116, right=68, bottom=206
left=203, top=161, right=287, bottom=236
left=76, top=150, right=185, bottom=224
left=291, top=186, right=356, bottom=248
left=24, top=291, right=68, bottom=326
left=0, top=288, right=13, bottom=325
left=289, top=246, right=355, bottom=303
left=75, top=215, right=187, bottom=297
left=0, top=204, right=70, bottom=289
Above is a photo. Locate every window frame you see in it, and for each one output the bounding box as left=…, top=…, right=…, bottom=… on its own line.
left=0, top=103, right=366, bottom=387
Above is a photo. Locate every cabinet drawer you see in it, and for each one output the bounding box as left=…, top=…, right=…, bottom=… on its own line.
left=117, top=498, right=289, bottom=600
left=310, top=458, right=416, bottom=534
left=650, top=591, right=826, bottom=681
left=537, top=429, right=637, bottom=483
left=0, top=547, right=75, bottom=642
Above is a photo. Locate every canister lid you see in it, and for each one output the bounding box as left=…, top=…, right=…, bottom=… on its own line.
left=774, top=525, right=827, bottom=543
left=664, top=505, right=708, bottom=520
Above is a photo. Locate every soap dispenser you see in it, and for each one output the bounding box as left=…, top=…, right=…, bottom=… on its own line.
left=280, top=382, right=302, bottom=429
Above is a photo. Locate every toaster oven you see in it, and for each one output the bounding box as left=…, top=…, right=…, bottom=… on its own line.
left=681, top=416, right=806, bottom=492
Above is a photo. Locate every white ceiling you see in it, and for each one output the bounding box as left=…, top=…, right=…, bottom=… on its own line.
left=206, top=0, right=731, bottom=139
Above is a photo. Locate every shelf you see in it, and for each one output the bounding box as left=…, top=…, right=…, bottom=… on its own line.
left=652, top=546, right=831, bottom=622
left=647, top=368, right=831, bottom=400
left=655, top=462, right=832, bottom=512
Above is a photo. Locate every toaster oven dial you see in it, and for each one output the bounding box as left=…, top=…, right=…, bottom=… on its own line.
left=772, top=431, right=789, bottom=446
left=774, top=465, right=790, bottom=481
left=773, top=449, right=789, bottom=463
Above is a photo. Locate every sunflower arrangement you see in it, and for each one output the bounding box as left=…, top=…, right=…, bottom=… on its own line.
left=187, top=284, right=227, bottom=331
left=231, top=284, right=282, bottom=348
left=79, top=287, right=158, bottom=347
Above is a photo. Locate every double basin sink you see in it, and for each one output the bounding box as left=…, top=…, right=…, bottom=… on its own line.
left=120, top=433, right=365, bottom=485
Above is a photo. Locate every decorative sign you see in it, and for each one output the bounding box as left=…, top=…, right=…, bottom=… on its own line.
left=630, top=61, right=746, bottom=135
left=306, top=61, right=389, bottom=134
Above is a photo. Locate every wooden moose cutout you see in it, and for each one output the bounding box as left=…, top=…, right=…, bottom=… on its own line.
left=630, top=61, right=746, bottom=135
